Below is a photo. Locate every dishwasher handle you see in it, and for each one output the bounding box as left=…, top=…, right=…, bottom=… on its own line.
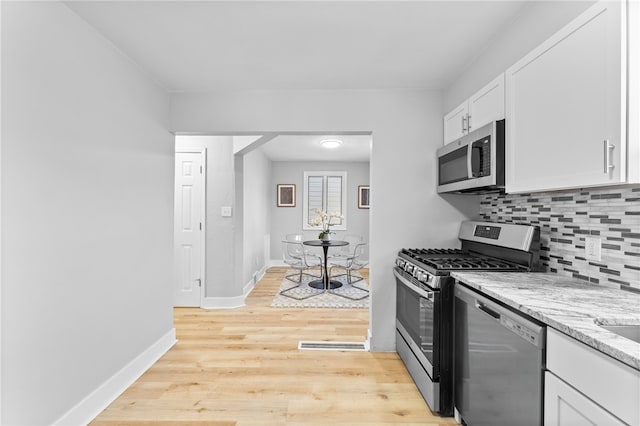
left=476, top=301, right=501, bottom=320
left=457, top=283, right=545, bottom=348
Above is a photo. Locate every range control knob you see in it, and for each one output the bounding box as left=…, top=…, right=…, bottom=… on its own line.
left=414, top=269, right=427, bottom=283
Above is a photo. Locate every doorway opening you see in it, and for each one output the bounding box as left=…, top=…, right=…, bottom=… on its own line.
left=172, top=132, right=372, bottom=338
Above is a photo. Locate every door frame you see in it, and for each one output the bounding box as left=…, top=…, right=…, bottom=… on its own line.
left=175, top=147, right=207, bottom=307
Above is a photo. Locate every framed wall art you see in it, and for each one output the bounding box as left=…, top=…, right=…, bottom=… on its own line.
left=358, top=185, right=370, bottom=209
left=277, top=184, right=296, bottom=207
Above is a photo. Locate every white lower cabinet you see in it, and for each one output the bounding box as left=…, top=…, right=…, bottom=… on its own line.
left=545, top=328, right=640, bottom=426
left=544, top=372, right=625, bottom=426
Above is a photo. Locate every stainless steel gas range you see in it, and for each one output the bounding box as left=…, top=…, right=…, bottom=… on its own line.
left=393, top=221, right=541, bottom=417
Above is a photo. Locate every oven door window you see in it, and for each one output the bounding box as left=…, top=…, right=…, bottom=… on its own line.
left=439, top=145, right=469, bottom=185
left=396, top=272, right=440, bottom=378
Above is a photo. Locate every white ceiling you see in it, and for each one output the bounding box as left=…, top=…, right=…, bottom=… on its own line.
left=64, top=0, right=529, bottom=162
left=259, top=134, right=371, bottom=161
left=65, top=1, right=529, bottom=92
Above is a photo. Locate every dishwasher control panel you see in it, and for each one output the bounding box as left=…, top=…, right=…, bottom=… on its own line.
left=500, top=316, right=541, bottom=346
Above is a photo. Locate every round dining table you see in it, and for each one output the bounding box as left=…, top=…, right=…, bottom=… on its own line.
left=303, top=239, right=348, bottom=290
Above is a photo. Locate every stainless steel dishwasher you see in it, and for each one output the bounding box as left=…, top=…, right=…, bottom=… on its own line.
left=454, top=283, right=545, bottom=426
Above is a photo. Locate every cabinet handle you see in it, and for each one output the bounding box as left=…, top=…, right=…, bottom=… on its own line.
left=467, top=114, right=472, bottom=131
left=462, top=115, right=467, bottom=133
left=603, top=140, right=614, bottom=174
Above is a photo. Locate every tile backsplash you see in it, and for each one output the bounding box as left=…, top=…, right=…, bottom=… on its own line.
left=479, top=186, right=640, bottom=293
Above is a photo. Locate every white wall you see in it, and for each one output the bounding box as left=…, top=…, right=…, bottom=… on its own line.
left=234, top=135, right=263, bottom=154
left=444, top=0, right=595, bottom=111
left=170, top=89, right=479, bottom=351
left=270, top=160, right=370, bottom=262
left=175, top=136, right=239, bottom=299
left=0, top=1, right=4, bottom=421
left=243, top=147, right=272, bottom=285
left=2, top=2, right=174, bottom=424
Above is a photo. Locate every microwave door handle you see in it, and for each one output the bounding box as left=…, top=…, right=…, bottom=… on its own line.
left=467, top=142, right=473, bottom=179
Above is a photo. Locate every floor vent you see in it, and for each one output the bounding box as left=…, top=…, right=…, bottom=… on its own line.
left=298, top=341, right=367, bottom=351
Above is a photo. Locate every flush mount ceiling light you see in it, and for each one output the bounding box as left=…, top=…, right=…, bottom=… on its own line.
left=320, top=139, right=343, bottom=149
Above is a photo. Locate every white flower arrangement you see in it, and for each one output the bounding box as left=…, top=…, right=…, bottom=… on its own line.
left=310, top=208, right=343, bottom=239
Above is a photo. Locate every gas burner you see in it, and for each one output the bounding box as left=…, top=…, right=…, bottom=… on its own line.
left=403, top=248, right=464, bottom=256
left=397, top=221, right=541, bottom=276
left=425, top=257, right=525, bottom=271
left=399, top=249, right=526, bottom=273
left=402, top=248, right=467, bottom=262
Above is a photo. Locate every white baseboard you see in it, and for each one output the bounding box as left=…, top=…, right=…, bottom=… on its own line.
left=243, top=278, right=256, bottom=297
left=53, top=328, right=176, bottom=426
left=244, top=265, right=268, bottom=297
left=201, top=295, right=245, bottom=309
left=257, top=264, right=268, bottom=281
left=203, top=265, right=269, bottom=310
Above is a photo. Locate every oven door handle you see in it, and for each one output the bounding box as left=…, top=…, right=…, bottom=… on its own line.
left=393, top=268, right=435, bottom=301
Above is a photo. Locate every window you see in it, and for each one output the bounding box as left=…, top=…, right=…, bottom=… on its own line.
left=303, top=171, right=347, bottom=230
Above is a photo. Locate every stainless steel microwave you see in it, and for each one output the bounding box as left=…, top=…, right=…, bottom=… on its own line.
left=437, top=120, right=505, bottom=194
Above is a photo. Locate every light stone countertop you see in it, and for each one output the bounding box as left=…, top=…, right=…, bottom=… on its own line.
left=449, top=272, right=640, bottom=371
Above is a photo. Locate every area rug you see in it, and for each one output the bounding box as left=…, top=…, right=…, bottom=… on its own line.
left=271, top=271, right=369, bottom=309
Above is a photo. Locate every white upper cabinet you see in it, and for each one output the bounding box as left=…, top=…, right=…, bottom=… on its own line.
left=629, top=0, right=639, bottom=183
left=505, top=1, right=627, bottom=193
left=468, top=74, right=505, bottom=133
left=443, top=101, right=468, bottom=144
left=443, top=74, right=504, bottom=145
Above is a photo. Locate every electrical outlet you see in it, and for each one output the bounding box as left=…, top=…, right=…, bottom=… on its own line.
left=221, top=206, right=232, bottom=217
left=585, top=236, right=602, bottom=261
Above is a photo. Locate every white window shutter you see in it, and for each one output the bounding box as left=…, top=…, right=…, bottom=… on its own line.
left=302, top=171, right=347, bottom=230
left=307, top=176, right=323, bottom=225
left=326, top=176, right=343, bottom=225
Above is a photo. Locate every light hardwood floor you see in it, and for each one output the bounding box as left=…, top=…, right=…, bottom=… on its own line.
left=90, top=267, right=457, bottom=425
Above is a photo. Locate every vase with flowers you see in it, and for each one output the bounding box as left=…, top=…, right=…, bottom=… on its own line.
left=310, top=208, right=343, bottom=241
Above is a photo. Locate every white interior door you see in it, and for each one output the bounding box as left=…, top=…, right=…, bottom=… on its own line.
left=174, top=151, right=205, bottom=307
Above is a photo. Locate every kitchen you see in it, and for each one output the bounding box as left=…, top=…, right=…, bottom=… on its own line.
left=2, top=0, right=639, bottom=425
left=396, top=1, right=639, bottom=424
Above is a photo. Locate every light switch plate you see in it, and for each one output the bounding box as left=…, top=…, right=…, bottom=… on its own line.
left=221, top=206, right=232, bottom=217
left=585, top=236, right=602, bottom=261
